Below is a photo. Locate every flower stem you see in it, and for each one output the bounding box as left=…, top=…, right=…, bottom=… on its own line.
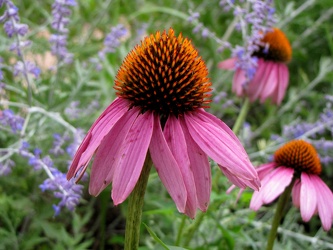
left=232, top=97, right=250, bottom=135
left=266, top=179, right=294, bottom=250
left=175, top=216, right=186, bottom=245
left=124, top=153, right=152, bottom=250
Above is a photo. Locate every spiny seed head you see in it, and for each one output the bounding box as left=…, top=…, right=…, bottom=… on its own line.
left=253, top=28, right=292, bottom=63
left=114, top=28, right=212, bottom=117
left=274, top=140, right=321, bottom=175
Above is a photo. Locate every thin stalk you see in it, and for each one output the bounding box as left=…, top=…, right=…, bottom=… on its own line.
left=175, top=216, right=186, bottom=246
left=232, top=97, right=250, bottom=135
left=266, top=179, right=295, bottom=250
left=124, top=153, right=152, bottom=250
left=99, top=191, right=108, bottom=250
left=182, top=212, right=205, bottom=247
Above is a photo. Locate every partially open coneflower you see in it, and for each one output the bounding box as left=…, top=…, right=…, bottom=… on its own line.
left=250, top=140, right=333, bottom=231
left=219, top=28, right=292, bottom=105
left=67, top=28, right=260, bottom=218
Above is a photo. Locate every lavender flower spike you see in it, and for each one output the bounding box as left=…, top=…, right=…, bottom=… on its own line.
left=50, top=0, right=76, bottom=64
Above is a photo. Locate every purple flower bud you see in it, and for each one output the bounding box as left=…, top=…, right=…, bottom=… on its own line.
left=0, top=158, right=15, bottom=176
left=0, top=109, right=24, bottom=133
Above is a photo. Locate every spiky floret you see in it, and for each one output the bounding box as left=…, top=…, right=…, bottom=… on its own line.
left=114, top=28, right=212, bottom=116
left=274, top=140, right=321, bottom=175
left=253, top=28, right=292, bottom=63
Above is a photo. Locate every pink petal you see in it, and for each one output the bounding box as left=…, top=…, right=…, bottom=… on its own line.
left=250, top=190, right=265, bottom=211
left=273, top=63, right=289, bottom=105
left=312, top=175, right=333, bottom=231
left=256, top=162, right=277, bottom=180
left=300, top=173, right=317, bottom=222
left=262, top=166, right=294, bottom=204
left=67, top=98, right=129, bottom=180
left=226, top=185, right=245, bottom=203
left=260, top=63, right=278, bottom=103
left=218, top=58, right=237, bottom=70
left=180, top=117, right=211, bottom=212
left=149, top=114, right=187, bottom=213
left=112, top=111, right=154, bottom=205
left=89, top=106, right=140, bottom=196
left=232, top=69, right=246, bottom=96
left=164, top=116, right=197, bottom=218
left=185, top=112, right=259, bottom=187
left=250, top=60, right=273, bottom=102
left=195, top=109, right=247, bottom=155
left=292, top=179, right=301, bottom=208
left=221, top=166, right=258, bottom=190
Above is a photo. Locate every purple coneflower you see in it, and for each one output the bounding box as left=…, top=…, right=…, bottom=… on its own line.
left=251, top=140, right=333, bottom=231
left=67, top=28, right=260, bottom=218
left=219, top=28, right=292, bottom=105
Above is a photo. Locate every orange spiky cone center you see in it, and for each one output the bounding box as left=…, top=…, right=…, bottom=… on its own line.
left=253, top=28, right=292, bottom=63
left=114, top=28, right=212, bottom=117
left=274, top=140, right=322, bottom=175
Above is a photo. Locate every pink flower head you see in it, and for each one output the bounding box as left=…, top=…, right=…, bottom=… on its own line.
left=67, top=28, right=260, bottom=218
left=250, top=140, right=333, bottom=231
left=219, top=28, right=292, bottom=105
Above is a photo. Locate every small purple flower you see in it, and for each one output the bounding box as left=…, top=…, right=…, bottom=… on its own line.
left=18, top=140, right=84, bottom=215
left=0, top=1, right=40, bottom=81
left=187, top=11, right=200, bottom=23
left=221, top=0, right=277, bottom=82
left=50, top=0, right=76, bottom=64
left=40, top=167, right=83, bottom=216
left=0, top=109, right=24, bottom=133
left=0, top=158, right=15, bottom=176
left=66, top=128, right=85, bottom=158
left=28, top=148, right=43, bottom=171
left=98, top=24, right=128, bottom=60
left=50, top=133, right=70, bottom=156
left=13, top=61, right=40, bottom=78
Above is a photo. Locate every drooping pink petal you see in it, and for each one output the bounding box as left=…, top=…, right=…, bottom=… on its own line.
left=292, top=179, right=301, bottom=208
left=227, top=162, right=275, bottom=201
left=273, top=63, right=289, bottom=105
left=250, top=60, right=273, bottom=102
left=226, top=184, right=245, bottom=203
left=300, top=173, right=317, bottom=222
left=250, top=190, right=265, bottom=211
left=185, top=112, right=259, bottom=189
left=89, top=106, right=140, bottom=196
left=218, top=58, right=237, bottom=70
left=67, top=98, right=129, bottom=180
left=247, top=59, right=267, bottom=101
left=260, top=63, right=278, bottom=103
left=221, top=166, right=258, bottom=190
left=232, top=69, right=247, bottom=96
left=195, top=109, right=247, bottom=155
left=180, top=117, right=211, bottom=212
left=312, top=175, right=333, bottom=231
left=164, top=116, right=197, bottom=218
left=149, top=114, right=187, bottom=213
left=261, top=166, right=294, bottom=204
left=256, top=162, right=276, bottom=179
left=112, top=111, right=154, bottom=205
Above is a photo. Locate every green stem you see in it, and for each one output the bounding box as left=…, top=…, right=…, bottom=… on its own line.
left=232, top=97, right=250, bottom=135
left=124, top=153, right=152, bottom=250
left=183, top=212, right=205, bottom=247
left=182, top=201, right=220, bottom=247
left=99, top=191, right=108, bottom=250
left=175, top=216, right=186, bottom=246
left=266, top=179, right=295, bottom=250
